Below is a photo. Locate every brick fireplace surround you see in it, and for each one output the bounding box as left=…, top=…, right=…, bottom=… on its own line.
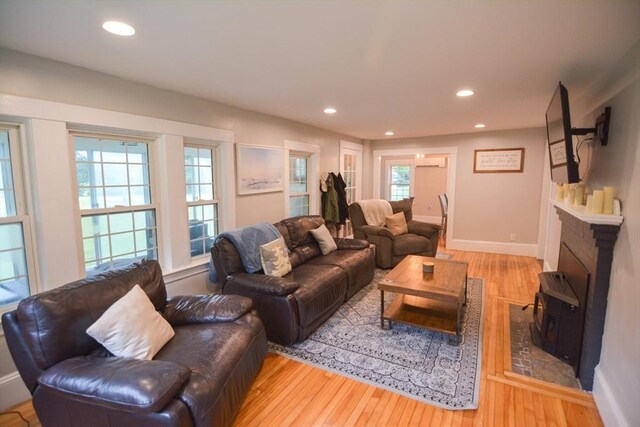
left=555, top=206, right=621, bottom=390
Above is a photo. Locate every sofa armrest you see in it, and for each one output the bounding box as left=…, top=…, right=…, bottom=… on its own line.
left=38, top=357, right=190, bottom=414
left=164, top=294, right=253, bottom=325
left=359, top=225, right=394, bottom=238
left=226, top=273, right=300, bottom=296
left=407, top=220, right=441, bottom=237
left=335, top=238, right=370, bottom=250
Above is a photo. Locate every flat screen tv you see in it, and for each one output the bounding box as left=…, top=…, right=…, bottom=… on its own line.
left=545, top=82, right=580, bottom=184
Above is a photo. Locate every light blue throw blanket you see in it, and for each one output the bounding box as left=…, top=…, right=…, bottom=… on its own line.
left=209, top=222, right=281, bottom=282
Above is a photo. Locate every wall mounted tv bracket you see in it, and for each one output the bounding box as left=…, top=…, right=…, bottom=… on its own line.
left=572, top=106, right=612, bottom=146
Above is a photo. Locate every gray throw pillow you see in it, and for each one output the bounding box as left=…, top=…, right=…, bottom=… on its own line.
left=310, top=224, right=338, bottom=255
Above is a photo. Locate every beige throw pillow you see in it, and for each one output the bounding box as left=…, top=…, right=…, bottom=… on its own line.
left=385, top=212, right=408, bottom=236
left=310, top=223, right=338, bottom=255
left=260, top=237, right=292, bottom=277
left=86, top=285, right=174, bottom=360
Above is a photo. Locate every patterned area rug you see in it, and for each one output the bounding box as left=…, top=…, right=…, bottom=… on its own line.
left=269, top=269, right=484, bottom=410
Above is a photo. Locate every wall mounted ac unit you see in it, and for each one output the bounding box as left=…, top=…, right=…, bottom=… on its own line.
left=415, top=157, right=447, bottom=168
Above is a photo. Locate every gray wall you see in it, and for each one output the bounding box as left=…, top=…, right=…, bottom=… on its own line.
left=0, top=48, right=363, bottom=227
left=372, top=127, right=547, bottom=245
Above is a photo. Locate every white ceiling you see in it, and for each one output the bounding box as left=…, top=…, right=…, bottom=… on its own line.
left=0, top=0, right=638, bottom=140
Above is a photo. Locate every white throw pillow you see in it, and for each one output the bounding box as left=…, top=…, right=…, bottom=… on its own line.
left=86, top=285, right=174, bottom=360
left=385, top=212, right=408, bottom=236
left=260, top=237, right=292, bottom=277
left=310, top=224, right=338, bottom=255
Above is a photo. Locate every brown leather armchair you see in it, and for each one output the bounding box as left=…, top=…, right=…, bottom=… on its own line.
left=349, top=198, right=441, bottom=268
left=2, top=260, right=267, bottom=427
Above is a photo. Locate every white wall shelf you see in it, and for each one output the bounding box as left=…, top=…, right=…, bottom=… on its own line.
left=550, top=198, right=624, bottom=226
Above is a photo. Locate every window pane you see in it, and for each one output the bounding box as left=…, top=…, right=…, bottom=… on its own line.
left=82, top=210, right=157, bottom=274
left=289, top=155, right=308, bottom=194
left=128, top=164, right=147, bottom=186
left=289, top=195, right=309, bottom=217
left=199, top=184, right=213, bottom=200
left=74, top=136, right=151, bottom=210
left=105, top=186, right=130, bottom=207
left=0, top=222, right=30, bottom=307
left=184, top=146, right=217, bottom=258
left=187, top=203, right=217, bottom=258
left=391, top=165, right=411, bottom=184
left=130, top=186, right=151, bottom=206
left=103, top=163, right=128, bottom=186
left=0, top=131, right=17, bottom=218
left=184, top=147, right=198, bottom=166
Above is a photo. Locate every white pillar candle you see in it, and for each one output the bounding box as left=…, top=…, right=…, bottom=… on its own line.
left=603, top=186, right=615, bottom=214
left=565, top=188, right=576, bottom=204
left=555, top=184, right=564, bottom=201
left=586, top=194, right=593, bottom=212
left=592, top=190, right=604, bottom=214
left=574, top=184, right=585, bottom=205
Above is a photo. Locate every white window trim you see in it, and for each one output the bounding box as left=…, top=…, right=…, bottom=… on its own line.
left=385, top=158, right=415, bottom=200
left=0, top=94, right=236, bottom=286
left=339, top=140, right=363, bottom=203
left=184, top=142, right=220, bottom=260
left=284, top=140, right=320, bottom=217
left=0, top=124, right=39, bottom=313
left=69, top=131, right=160, bottom=274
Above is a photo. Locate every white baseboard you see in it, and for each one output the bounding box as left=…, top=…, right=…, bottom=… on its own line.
left=447, top=238, right=538, bottom=257
left=593, top=366, right=630, bottom=427
left=0, top=371, right=30, bottom=411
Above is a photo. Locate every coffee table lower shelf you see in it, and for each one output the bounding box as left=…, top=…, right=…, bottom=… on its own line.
left=382, top=293, right=461, bottom=344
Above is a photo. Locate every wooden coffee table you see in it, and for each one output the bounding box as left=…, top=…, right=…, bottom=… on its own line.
left=379, top=255, right=469, bottom=344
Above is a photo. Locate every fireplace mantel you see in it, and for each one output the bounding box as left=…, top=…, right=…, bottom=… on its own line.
left=552, top=201, right=621, bottom=390
left=550, top=198, right=624, bottom=226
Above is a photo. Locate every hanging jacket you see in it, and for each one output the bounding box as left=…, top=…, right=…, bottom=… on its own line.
left=332, top=172, right=349, bottom=224
left=321, top=174, right=340, bottom=224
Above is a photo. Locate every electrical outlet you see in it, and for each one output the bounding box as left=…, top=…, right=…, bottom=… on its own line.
left=510, top=233, right=516, bottom=241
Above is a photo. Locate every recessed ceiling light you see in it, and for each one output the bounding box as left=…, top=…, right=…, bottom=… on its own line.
left=385, top=131, right=395, bottom=136
left=474, top=123, right=486, bottom=128
left=456, top=89, right=475, bottom=97
left=323, top=107, right=337, bottom=114
left=103, top=21, right=136, bottom=36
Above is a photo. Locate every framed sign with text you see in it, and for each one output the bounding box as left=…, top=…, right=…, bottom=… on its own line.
left=473, top=148, right=525, bottom=173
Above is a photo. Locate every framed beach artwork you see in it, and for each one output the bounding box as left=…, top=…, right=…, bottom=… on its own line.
left=236, top=145, right=285, bottom=195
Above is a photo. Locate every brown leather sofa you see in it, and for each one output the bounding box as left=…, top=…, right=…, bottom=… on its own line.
left=1, top=260, right=267, bottom=427
left=211, top=215, right=375, bottom=345
left=349, top=198, right=441, bottom=268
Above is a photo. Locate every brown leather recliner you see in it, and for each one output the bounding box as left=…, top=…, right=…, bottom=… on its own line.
left=211, top=215, right=375, bottom=345
left=349, top=198, right=441, bottom=269
left=1, top=260, right=267, bottom=427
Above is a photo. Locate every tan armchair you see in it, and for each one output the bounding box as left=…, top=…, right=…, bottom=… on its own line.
left=349, top=198, right=441, bottom=268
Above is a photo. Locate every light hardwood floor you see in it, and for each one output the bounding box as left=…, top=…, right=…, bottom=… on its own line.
left=3, top=249, right=604, bottom=427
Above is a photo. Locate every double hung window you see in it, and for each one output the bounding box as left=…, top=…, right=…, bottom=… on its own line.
left=0, top=126, right=36, bottom=309
left=73, top=134, right=157, bottom=273
left=389, top=165, right=411, bottom=201
left=289, top=154, right=309, bottom=217
left=184, top=145, right=218, bottom=258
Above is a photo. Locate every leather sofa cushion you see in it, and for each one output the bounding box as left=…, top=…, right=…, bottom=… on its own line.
left=155, top=317, right=264, bottom=427
left=392, top=233, right=432, bottom=256
left=306, top=248, right=375, bottom=299
left=38, top=356, right=190, bottom=414
left=289, top=243, right=323, bottom=269
left=281, top=216, right=324, bottom=248
left=291, top=264, right=347, bottom=327
left=390, top=197, right=414, bottom=222
left=16, top=260, right=166, bottom=370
